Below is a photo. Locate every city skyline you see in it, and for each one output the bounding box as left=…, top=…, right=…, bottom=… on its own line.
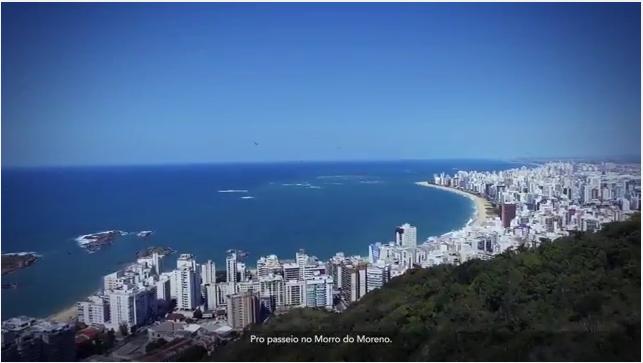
left=2, top=3, right=640, bottom=167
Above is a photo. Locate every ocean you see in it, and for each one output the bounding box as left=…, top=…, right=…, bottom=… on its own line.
left=1, top=159, right=516, bottom=319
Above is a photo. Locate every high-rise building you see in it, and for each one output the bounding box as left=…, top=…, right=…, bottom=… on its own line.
left=103, top=271, right=125, bottom=291
left=156, top=274, right=172, bottom=308
left=215, top=282, right=235, bottom=307
left=107, top=286, right=156, bottom=330
left=295, top=250, right=308, bottom=280
left=226, top=292, right=260, bottom=330
left=395, top=223, right=417, bottom=248
left=176, top=254, right=197, bottom=270
left=172, top=266, right=200, bottom=311
left=256, top=255, right=281, bottom=277
left=284, top=280, right=305, bottom=307
left=259, top=274, right=284, bottom=307
left=303, top=275, right=333, bottom=309
left=282, top=262, right=300, bottom=281
left=358, top=265, right=367, bottom=298
left=501, top=202, right=517, bottom=228
left=340, top=263, right=367, bottom=303
left=368, top=243, right=382, bottom=263
left=77, top=295, right=110, bottom=325
left=201, top=260, right=216, bottom=285
left=237, top=262, right=247, bottom=282
left=303, top=263, right=326, bottom=280
left=366, top=265, right=390, bottom=292
left=137, top=252, right=163, bottom=276
left=204, top=284, right=218, bottom=311
left=226, top=252, right=238, bottom=284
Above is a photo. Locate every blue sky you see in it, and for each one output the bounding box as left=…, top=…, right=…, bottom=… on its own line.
left=2, top=3, right=640, bottom=167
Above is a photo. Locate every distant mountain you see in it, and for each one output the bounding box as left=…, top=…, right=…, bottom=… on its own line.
left=213, top=214, right=641, bottom=361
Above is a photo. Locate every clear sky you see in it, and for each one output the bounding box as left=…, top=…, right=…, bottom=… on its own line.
left=2, top=3, right=640, bottom=167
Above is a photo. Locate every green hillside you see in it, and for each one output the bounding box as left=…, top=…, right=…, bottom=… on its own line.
left=213, top=215, right=641, bottom=361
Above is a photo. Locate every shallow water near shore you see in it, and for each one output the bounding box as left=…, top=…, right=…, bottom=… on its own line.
left=2, top=160, right=516, bottom=319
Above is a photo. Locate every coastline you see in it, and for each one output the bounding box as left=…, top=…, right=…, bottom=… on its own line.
left=415, top=181, right=495, bottom=227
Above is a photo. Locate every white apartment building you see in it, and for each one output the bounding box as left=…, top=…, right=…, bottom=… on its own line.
left=201, top=260, right=216, bottom=286
left=106, top=286, right=156, bottom=330
left=395, top=223, right=417, bottom=248
left=172, top=266, right=200, bottom=311
left=303, top=275, right=333, bottom=309
left=282, top=262, right=300, bottom=281
left=284, top=280, right=305, bottom=307
left=259, top=274, right=285, bottom=307
left=226, top=252, right=238, bottom=284
left=77, top=295, right=110, bottom=325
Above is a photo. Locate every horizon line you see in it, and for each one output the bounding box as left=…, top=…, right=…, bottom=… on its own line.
left=2, top=154, right=641, bottom=170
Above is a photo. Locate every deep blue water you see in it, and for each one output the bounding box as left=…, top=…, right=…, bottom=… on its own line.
left=1, top=160, right=515, bottom=318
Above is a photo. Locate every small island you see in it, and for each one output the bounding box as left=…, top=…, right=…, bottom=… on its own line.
left=2, top=252, right=40, bottom=276
left=75, top=230, right=126, bottom=253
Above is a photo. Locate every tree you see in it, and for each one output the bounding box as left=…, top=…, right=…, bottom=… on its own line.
left=118, top=323, right=129, bottom=337
left=145, top=338, right=167, bottom=353
left=104, top=329, right=116, bottom=348
left=193, top=308, right=203, bottom=319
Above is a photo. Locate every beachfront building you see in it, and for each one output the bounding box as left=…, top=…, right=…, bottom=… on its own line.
left=77, top=295, right=110, bottom=326
left=395, top=223, right=417, bottom=248
left=106, top=285, right=157, bottom=331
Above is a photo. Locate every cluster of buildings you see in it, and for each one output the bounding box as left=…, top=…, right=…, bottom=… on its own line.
left=73, top=235, right=417, bottom=337
left=419, top=161, right=641, bottom=264
left=1, top=316, right=76, bottom=361
left=3, top=161, right=639, bottom=361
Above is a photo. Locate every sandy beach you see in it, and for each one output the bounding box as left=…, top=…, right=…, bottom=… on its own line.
left=48, top=305, right=77, bottom=323
left=415, top=181, right=496, bottom=226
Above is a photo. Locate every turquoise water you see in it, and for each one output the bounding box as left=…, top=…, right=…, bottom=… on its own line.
left=1, top=160, right=515, bottom=318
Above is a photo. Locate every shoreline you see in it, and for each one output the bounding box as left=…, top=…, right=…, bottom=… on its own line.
left=415, top=181, right=496, bottom=227
left=48, top=305, right=78, bottom=324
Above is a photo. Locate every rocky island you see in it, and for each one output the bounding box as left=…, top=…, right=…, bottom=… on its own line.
left=75, top=230, right=126, bottom=253
left=2, top=252, right=40, bottom=276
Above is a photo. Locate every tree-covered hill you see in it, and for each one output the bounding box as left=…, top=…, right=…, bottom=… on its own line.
left=213, top=215, right=640, bottom=361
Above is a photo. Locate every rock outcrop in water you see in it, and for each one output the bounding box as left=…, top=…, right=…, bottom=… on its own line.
left=2, top=252, right=40, bottom=276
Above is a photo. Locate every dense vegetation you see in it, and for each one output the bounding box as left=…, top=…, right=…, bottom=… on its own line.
left=213, top=215, right=640, bottom=361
